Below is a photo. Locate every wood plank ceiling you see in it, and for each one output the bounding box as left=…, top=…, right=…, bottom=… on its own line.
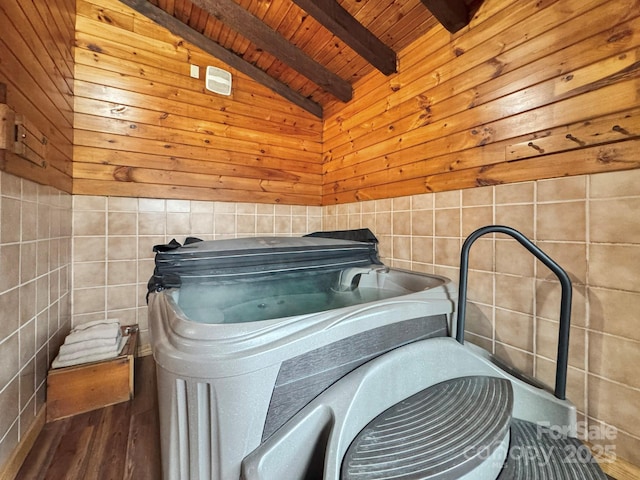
left=118, top=0, right=478, bottom=117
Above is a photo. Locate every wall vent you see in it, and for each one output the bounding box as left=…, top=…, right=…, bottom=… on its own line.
left=205, top=66, right=232, bottom=96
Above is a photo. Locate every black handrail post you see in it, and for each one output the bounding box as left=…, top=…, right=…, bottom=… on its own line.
left=456, top=225, right=572, bottom=400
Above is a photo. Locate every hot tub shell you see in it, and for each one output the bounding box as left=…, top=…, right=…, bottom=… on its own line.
left=147, top=235, right=457, bottom=480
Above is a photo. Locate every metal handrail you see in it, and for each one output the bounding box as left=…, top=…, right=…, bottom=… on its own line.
left=456, top=225, right=572, bottom=400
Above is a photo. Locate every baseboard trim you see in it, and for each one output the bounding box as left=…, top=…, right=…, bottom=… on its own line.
left=600, top=456, right=640, bottom=480
left=0, top=405, right=46, bottom=480
left=137, top=343, right=152, bottom=357
left=590, top=443, right=640, bottom=480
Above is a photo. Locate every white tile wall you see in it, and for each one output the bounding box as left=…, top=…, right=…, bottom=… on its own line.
left=2, top=167, right=638, bottom=469
left=324, top=170, right=640, bottom=466
left=0, top=172, right=71, bottom=467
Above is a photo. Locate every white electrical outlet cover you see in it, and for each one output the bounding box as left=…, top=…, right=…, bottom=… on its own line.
left=205, top=66, right=232, bottom=96
left=190, top=64, right=200, bottom=79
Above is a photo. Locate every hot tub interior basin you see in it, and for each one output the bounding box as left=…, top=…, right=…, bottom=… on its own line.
left=174, top=266, right=446, bottom=324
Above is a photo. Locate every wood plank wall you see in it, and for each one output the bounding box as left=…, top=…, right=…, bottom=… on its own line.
left=0, top=0, right=75, bottom=192
left=323, top=0, right=640, bottom=204
left=73, top=0, right=323, bottom=205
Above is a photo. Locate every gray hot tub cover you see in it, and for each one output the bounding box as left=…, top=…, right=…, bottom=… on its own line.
left=147, top=229, right=381, bottom=296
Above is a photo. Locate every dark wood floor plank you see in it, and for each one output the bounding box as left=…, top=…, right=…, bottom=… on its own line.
left=14, top=417, right=71, bottom=480
left=124, top=356, right=162, bottom=480
left=123, top=408, right=162, bottom=480
left=131, top=353, right=158, bottom=415
left=44, top=411, right=98, bottom=479
left=15, top=355, right=160, bottom=480
left=84, top=402, right=132, bottom=480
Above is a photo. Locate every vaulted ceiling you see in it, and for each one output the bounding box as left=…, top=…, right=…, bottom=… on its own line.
left=119, top=0, right=479, bottom=118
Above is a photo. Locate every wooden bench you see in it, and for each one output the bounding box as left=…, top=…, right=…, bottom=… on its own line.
left=46, top=327, right=138, bottom=422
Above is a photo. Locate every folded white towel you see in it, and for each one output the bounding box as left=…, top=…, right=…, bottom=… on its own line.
left=58, top=334, right=121, bottom=356
left=55, top=339, right=123, bottom=362
left=52, top=335, right=129, bottom=369
left=72, top=319, right=120, bottom=331
left=64, top=321, right=121, bottom=345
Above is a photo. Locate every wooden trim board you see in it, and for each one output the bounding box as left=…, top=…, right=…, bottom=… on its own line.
left=589, top=443, right=640, bottom=480
left=0, top=406, right=46, bottom=480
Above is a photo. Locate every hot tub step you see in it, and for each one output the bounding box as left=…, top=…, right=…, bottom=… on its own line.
left=498, top=418, right=607, bottom=480
left=341, top=375, right=513, bottom=479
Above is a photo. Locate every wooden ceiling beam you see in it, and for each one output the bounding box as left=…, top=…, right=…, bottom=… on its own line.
left=291, top=0, right=397, bottom=75
left=420, top=0, right=469, bottom=33
left=118, top=0, right=323, bottom=118
left=189, top=0, right=353, bottom=103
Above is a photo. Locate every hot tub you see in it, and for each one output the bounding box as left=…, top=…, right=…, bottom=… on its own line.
left=147, top=233, right=456, bottom=480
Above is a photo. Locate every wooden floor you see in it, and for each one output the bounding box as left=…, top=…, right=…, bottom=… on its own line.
left=14, top=354, right=627, bottom=480
left=16, top=355, right=162, bottom=480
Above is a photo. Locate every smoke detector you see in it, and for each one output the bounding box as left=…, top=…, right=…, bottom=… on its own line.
left=205, top=66, right=232, bottom=96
